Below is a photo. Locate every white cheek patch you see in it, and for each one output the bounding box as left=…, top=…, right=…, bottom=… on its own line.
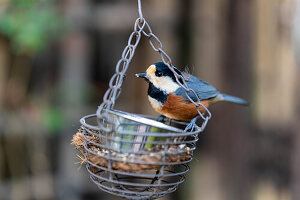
left=148, top=96, right=163, bottom=110
left=148, top=75, right=180, bottom=93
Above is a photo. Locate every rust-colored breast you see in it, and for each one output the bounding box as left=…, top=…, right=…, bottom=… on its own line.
left=160, top=93, right=210, bottom=121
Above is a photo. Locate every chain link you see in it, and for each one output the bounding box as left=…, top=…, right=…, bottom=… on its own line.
left=96, top=18, right=144, bottom=121
left=97, top=0, right=211, bottom=131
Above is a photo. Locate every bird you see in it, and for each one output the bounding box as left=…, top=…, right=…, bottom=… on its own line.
left=136, top=62, right=248, bottom=122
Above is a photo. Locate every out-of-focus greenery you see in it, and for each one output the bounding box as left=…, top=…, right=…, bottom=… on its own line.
left=41, top=106, right=64, bottom=135
left=0, top=0, right=63, bottom=54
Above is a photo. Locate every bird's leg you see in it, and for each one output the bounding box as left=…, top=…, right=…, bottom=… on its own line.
left=156, top=115, right=166, bottom=123
left=184, top=116, right=200, bottom=132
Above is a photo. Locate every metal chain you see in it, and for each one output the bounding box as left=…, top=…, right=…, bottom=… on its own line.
left=137, top=1, right=211, bottom=128
left=97, top=0, right=211, bottom=130
left=142, top=20, right=211, bottom=128
left=96, top=17, right=145, bottom=120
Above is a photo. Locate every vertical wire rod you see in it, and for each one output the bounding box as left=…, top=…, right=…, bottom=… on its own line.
left=138, top=0, right=144, bottom=20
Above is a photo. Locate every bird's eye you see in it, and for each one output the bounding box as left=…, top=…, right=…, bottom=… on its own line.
left=156, top=71, right=163, bottom=77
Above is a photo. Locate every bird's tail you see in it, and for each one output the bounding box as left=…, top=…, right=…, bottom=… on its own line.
left=219, top=93, right=249, bottom=106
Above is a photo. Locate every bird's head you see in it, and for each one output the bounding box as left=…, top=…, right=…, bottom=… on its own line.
left=136, top=62, right=183, bottom=93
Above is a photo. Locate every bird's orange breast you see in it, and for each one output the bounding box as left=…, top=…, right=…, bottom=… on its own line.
left=159, top=93, right=210, bottom=121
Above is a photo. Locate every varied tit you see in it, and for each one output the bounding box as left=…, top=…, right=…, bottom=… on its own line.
left=136, top=62, right=248, bottom=121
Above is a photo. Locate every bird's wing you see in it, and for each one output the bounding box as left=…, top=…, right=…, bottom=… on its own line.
left=174, top=74, right=219, bottom=101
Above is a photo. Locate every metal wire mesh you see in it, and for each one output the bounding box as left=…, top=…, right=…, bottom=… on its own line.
left=80, top=109, right=202, bottom=199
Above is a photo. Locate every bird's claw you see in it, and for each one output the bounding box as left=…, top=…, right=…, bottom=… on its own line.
left=156, top=115, right=166, bottom=123
left=184, top=117, right=198, bottom=132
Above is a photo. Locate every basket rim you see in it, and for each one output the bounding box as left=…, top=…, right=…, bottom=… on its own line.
left=80, top=115, right=202, bottom=136
left=81, top=109, right=184, bottom=132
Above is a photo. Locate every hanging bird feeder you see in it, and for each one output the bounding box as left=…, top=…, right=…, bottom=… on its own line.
left=72, top=0, right=211, bottom=199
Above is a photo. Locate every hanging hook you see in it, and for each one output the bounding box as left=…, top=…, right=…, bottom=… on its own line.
left=138, top=0, right=144, bottom=20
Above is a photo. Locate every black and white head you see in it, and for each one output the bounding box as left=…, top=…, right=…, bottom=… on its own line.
left=136, top=62, right=182, bottom=94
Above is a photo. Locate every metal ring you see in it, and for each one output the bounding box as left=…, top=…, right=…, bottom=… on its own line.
left=148, top=33, right=163, bottom=52
left=121, top=45, right=135, bottom=61
left=128, top=31, right=141, bottom=46
left=141, top=20, right=153, bottom=37
left=158, top=48, right=172, bottom=65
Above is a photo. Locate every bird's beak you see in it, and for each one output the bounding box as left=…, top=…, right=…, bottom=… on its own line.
left=135, top=72, right=149, bottom=82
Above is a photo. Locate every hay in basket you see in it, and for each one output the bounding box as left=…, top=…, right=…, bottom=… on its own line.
left=71, top=110, right=197, bottom=173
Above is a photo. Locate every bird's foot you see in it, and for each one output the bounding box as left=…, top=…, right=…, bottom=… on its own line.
left=184, top=117, right=199, bottom=132
left=156, top=115, right=166, bottom=123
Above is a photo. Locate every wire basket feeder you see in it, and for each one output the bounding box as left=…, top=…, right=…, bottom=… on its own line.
left=73, top=0, right=211, bottom=199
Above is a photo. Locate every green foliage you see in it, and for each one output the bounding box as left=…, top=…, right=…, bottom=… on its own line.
left=144, top=127, right=166, bottom=149
left=41, top=106, right=64, bottom=135
left=0, top=0, right=63, bottom=54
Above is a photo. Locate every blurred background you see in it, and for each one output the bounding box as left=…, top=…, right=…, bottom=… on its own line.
left=0, top=0, right=299, bottom=199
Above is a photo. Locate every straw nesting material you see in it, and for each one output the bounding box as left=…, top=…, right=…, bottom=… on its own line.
left=71, top=129, right=191, bottom=172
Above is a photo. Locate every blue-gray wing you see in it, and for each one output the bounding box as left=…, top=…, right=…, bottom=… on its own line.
left=174, top=74, right=219, bottom=101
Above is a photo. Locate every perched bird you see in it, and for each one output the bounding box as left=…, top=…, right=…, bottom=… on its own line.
left=136, top=62, right=248, bottom=121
